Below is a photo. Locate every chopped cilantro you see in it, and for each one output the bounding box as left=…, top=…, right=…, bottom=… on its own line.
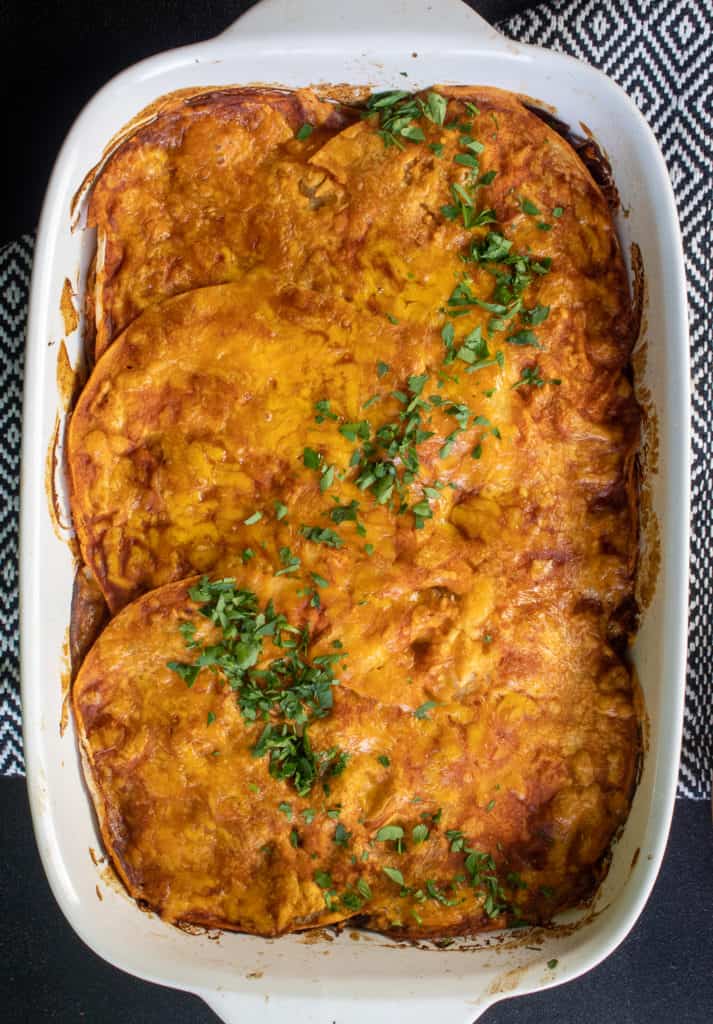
left=519, top=196, right=540, bottom=215
left=334, top=823, right=352, bottom=847
left=412, top=823, right=429, bottom=844
left=167, top=578, right=347, bottom=796
left=166, top=661, right=200, bottom=687
left=314, top=398, right=338, bottom=423
left=357, top=878, right=372, bottom=899
left=274, top=546, right=300, bottom=576
left=511, top=365, right=561, bottom=390
left=299, top=525, right=344, bottom=548
left=339, top=420, right=371, bottom=442
left=303, top=447, right=321, bottom=470
left=520, top=304, right=550, bottom=326
left=424, top=91, right=447, bottom=126
left=383, top=866, right=405, bottom=886
left=376, top=825, right=404, bottom=842
left=507, top=329, right=541, bottom=348
left=414, top=700, right=439, bottom=719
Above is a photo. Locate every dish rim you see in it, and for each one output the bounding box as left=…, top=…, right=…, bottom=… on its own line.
left=20, top=2, right=690, bottom=1021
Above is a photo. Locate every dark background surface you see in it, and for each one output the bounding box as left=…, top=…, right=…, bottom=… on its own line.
left=1, top=0, right=711, bottom=1021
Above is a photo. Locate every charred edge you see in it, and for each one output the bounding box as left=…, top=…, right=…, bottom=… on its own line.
left=83, top=253, right=98, bottom=375
left=45, top=415, right=72, bottom=539
left=72, top=86, right=356, bottom=220
left=522, top=103, right=620, bottom=212
left=69, top=565, right=110, bottom=681
left=630, top=242, right=645, bottom=349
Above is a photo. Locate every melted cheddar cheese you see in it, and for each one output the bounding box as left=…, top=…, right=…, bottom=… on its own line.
left=71, top=86, right=640, bottom=940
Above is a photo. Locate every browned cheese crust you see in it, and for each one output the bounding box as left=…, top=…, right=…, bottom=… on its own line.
left=87, top=88, right=356, bottom=357
left=71, top=86, right=640, bottom=940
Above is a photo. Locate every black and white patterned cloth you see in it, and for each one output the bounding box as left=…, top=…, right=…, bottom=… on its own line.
left=1, top=0, right=710, bottom=796
left=0, top=234, right=30, bottom=777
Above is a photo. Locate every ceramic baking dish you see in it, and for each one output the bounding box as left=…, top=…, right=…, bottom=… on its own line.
left=20, top=1, right=690, bottom=1020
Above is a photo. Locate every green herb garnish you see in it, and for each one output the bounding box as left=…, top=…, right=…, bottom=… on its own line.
left=519, top=196, right=540, bottom=215
left=383, top=866, right=405, bottom=886
left=414, top=700, right=439, bottom=719
left=299, top=525, right=344, bottom=548
left=376, top=825, right=404, bottom=842
left=166, top=577, right=347, bottom=796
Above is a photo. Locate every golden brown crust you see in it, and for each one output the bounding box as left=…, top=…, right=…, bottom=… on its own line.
left=87, top=88, right=356, bottom=356
left=74, top=573, right=638, bottom=937
left=72, top=85, right=640, bottom=940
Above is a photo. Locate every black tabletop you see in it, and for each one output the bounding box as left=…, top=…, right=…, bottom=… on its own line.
left=1, top=1, right=711, bottom=1021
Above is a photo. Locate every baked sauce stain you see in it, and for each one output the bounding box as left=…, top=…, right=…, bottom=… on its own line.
left=56, top=339, right=87, bottom=413
left=95, top=884, right=103, bottom=902
left=99, top=858, right=122, bottom=890
left=45, top=415, right=65, bottom=543
left=45, top=405, right=81, bottom=765
left=45, top=404, right=80, bottom=563
left=311, top=83, right=371, bottom=105
left=299, top=927, right=335, bottom=944
left=175, top=923, right=222, bottom=941
left=486, top=958, right=539, bottom=996
left=59, top=631, right=71, bottom=737
left=176, top=922, right=214, bottom=936
left=629, top=243, right=660, bottom=613
left=60, top=278, right=80, bottom=336
left=70, top=566, right=109, bottom=680
left=630, top=243, right=645, bottom=351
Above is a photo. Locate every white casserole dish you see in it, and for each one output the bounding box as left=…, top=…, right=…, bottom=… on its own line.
left=20, top=1, right=690, bottom=1021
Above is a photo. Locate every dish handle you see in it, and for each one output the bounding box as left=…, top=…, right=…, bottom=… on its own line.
left=219, top=0, right=497, bottom=44
left=202, top=991, right=494, bottom=1024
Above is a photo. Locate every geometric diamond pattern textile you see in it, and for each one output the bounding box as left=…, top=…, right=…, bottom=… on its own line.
left=0, top=234, right=32, bottom=775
